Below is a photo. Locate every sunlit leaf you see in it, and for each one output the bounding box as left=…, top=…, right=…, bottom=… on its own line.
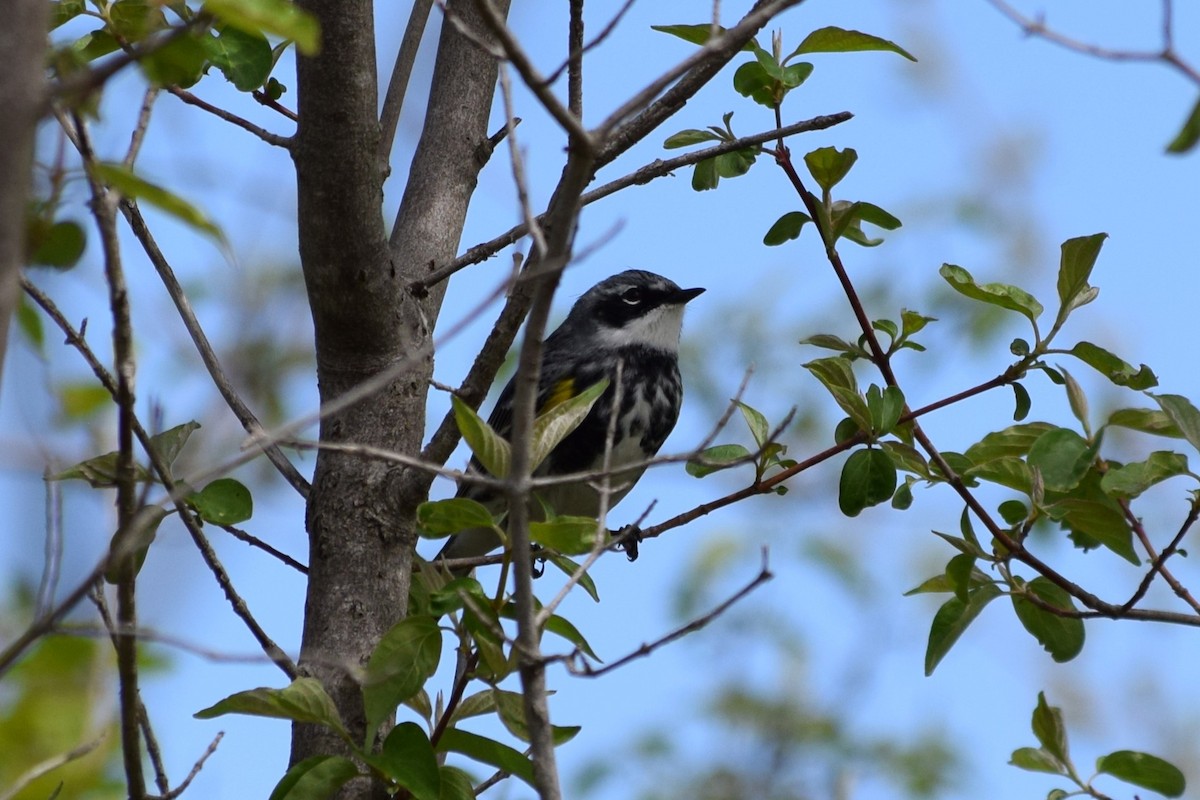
left=789, top=26, right=917, bottom=61
left=1096, top=750, right=1186, bottom=797
left=188, top=477, right=253, bottom=524
left=363, top=615, right=442, bottom=747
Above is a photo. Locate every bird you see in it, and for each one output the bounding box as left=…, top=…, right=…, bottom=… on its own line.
left=434, top=269, right=705, bottom=572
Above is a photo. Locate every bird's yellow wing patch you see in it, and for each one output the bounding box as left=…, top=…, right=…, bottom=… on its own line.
left=540, top=377, right=576, bottom=415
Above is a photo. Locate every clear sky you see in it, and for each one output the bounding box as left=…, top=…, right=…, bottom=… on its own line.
left=4, top=1, right=1200, bottom=798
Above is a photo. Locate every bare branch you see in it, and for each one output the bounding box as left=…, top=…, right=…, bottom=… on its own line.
left=219, top=523, right=309, bottom=574
left=562, top=550, right=773, bottom=677
left=379, top=0, right=434, bottom=161
left=155, top=733, right=223, bottom=800
left=168, top=87, right=294, bottom=149
left=36, top=468, right=64, bottom=620
left=567, top=0, right=584, bottom=118
left=0, top=736, right=106, bottom=800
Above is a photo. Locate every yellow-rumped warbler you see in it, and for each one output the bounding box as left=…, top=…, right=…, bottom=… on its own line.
left=436, top=269, right=705, bottom=570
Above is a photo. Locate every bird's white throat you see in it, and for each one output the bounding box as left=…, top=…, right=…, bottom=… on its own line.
left=594, top=303, right=687, bottom=352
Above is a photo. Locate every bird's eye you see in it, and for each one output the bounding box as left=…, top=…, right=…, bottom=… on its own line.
left=620, top=287, right=643, bottom=305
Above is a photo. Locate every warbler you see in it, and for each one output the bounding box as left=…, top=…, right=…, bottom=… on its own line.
left=435, top=269, right=705, bottom=570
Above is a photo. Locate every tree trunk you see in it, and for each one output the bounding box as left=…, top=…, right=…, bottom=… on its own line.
left=290, top=0, right=506, bottom=789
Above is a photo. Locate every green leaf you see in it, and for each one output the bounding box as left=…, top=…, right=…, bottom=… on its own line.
left=649, top=23, right=750, bottom=49
left=529, top=515, right=600, bottom=556
left=998, top=499, right=1029, bottom=525
left=49, top=0, right=86, bottom=30
left=72, top=28, right=120, bottom=61
left=205, top=25, right=273, bottom=90
left=1107, top=407, right=1182, bottom=438
left=686, top=443, right=752, bottom=477
left=1096, top=750, right=1186, bottom=797
left=1009, top=746, right=1068, bottom=776
left=1150, top=394, right=1200, bottom=456
left=838, top=448, right=897, bottom=517
left=924, top=583, right=1002, bottom=674
left=195, top=677, right=347, bottom=737
left=736, top=401, right=771, bottom=447
left=965, top=422, right=1057, bottom=464
left=799, top=332, right=858, bottom=355
left=714, top=148, right=757, bottom=178
left=880, top=440, right=930, bottom=479
left=16, top=295, right=44, bottom=351
left=1056, top=233, right=1106, bottom=317
left=1100, top=451, right=1188, bottom=499
left=91, top=163, right=224, bottom=242
left=531, top=378, right=609, bottom=471
left=1069, top=341, right=1157, bottom=389
left=1027, top=428, right=1092, bottom=493
left=545, top=553, right=599, bottom=602
left=865, top=384, right=904, bottom=435
left=945, top=553, right=975, bottom=603
left=691, top=156, right=719, bottom=191
left=436, top=729, right=535, bottom=788
left=763, top=210, right=811, bottom=246
left=1031, top=692, right=1070, bottom=764
left=417, top=498, right=496, bottom=539
left=203, top=0, right=321, bottom=55
left=491, top=690, right=581, bottom=745
left=542, top=611, right=601, bottom=661
left=362, top=615, right=442, bottom=747
left=139, top=34, right=209, bottom=88
left=790, top=26, right=917, bottom=61
left=804, top=146, right=857, bottom=193
left=50, top=421, right=201, bottom=486
left=939, top=263, right=1044, bottom=324
left=732, top=61, right=776, bottom=107
left=1013, top=382, right=1032, bottom=421
left=188, top=477, right=253, bottom=525
left=663, top=128, right=722, bottom=148
left=1166, top=95, right=1200, bottom=154
left=804, top=356, right=870, bottom=431
left=30, top=220, right=86, bottom=268
left=1011, top=577, right=1085, bottom=663
left=109, top=0, right=167, bottom=42
left=58, top=382, right=111, bottom=420
left=105, top=506, right=169, bottom=583
left=452, top=395, right=510, bottom=478
left=780, top=61, right=813, bottom=88
left=900, top=309, right=935, bottom=337
left=269, top=755, right=359, bottom=800
left=1060, top=367, right=1089, bottom=432
left=854, top=201, right=903, bottom=232
left=368, top=722, right=440, bottom=800
left=1046, top=498, right=1139, bottom=565
left=428, top=577, right=487, bottom=617
left=437, top=766, right=476, bottom=800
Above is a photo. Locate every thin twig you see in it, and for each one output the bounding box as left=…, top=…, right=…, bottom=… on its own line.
left=379, top=0, right=434, bottom=161
left=120, top=200, right=311, bottom=498
left=36, top=468, right=63, bottom=620
left=219, top=523, right=308, bottom=574
left=567, top=0, right=584, bottom=119
left=154, top=733, right=223, bottom=800
left=545, top=0, right=637, bottom=89
left=0, top=737, right=106, bottom=800
left=1120, top=497, right=1200, bottom=614
left=562, top=550, right=773, bottom=677
left=124, top=87, right=159, bottom=168
left=251, top=89, right=298, bottom=121
left=414, top=112, right=852, bottom=290
left=168, top=87, right=293, bottom=148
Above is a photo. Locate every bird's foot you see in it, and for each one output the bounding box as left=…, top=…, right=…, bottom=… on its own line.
left=610, top=524, right=642, bottom=562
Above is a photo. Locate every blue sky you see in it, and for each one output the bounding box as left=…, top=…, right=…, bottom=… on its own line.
left=4, top=1, right=1200, bottom=798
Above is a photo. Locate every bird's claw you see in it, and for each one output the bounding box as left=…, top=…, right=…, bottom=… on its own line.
left=611, top=524, right=642, bottom=562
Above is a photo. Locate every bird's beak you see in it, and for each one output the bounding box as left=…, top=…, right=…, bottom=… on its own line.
left=672, top=286, right=706, bottom=304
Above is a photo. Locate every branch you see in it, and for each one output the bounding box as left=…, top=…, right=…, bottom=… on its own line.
left=561, top=551, right=773, bottom=677
left=120, top=200, right=311, bottom=497
left=220, top=523, right=308, bottom=574
left=379, top=0, right=434, bottom=161
left=413, top=112, right=852, bottom=290
left=167, top=87, right=294, bottom=148
left=0, top=736, right=106, bottom=800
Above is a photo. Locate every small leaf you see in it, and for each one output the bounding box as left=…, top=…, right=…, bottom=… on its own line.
left=1027, top=428, right=1092, bottom=493
left=529, top=516, right=600, bottom=556
left=491, top=690, right=581, bottom=745
left=205, top=25, right=273, bottom=90
left=195, top=677, right=347, bottom=737
left=790, top=26, right=917, bottom=61
left=543, top=612, right=601, bottom=661
left=139, top=34, right=208, bottom=88
left=436, top=729, right=535, bottom=788
left=1096, top=750, right=1186, bottom=797
left=269, top=755, right=359, bottom=800
left=900, top=309, right=935, bottom=337
left=1046, top=498, right=1139, bottom=565
left=1009, top=746, right=1068, bottom=776
left=804, top=356, right=870, bottom=431
left=437, top=767, right=476, bottom=800
left=838, top=448, right=897, bottom=517
left=965, top=422, right=1057, bottom=463
left=763, top=211, right=811, bottom=245
left=1151, top=394, right=1200, bottom=456
left=939, top=263, right=1043, bottom=324
left=1106, top=407, right=1182, bottom=438
left=51, top=421, right=200, bottom=486
left=1069, top=341, right=1157, bottom=389
left=924, top=584, right=1002, bottom=675
left=1011, top=577, right=1085, bottom=663
left=16, top=295, right=44, bottom=351
left=1031, top=692, right=1069, bottom=765
left=188, top=477, right=253, bottom=524
left=105, top=506, right=169, bottom=584
left=663, top=128, right=722, bottom=148
left=1100, top=451, right=1188, bottom=499
left=58, top=382, right=111, bottom=420
left=417, top=498, right=496, bottom=538
left=545, top=553, right=599, bottom=602
left=691, top=156, right=719, bottom=191
left=368, top=723, right=440, bottom=800
left=203, top=0, right=321, bottom=55
left=804, top=146, right=857, bottom=193
left=363, top=615, right=442, bottom=747
left=49, top=0, right=86, bottom=30
left=798, top=332, right=858, bottom=354
left=732, top=61, right=776, bottom=107
left=1166, top=95, right=1200, bottom=154
left=1012, top=382, right=1032, bottom=421
left=91, top=163, right=225, bottom=243
left=650, top=23, right=750, bottom=49
left=736, top=401, right=770, bottom=447
left=452, top=396, right=510, bottom=478
left=531, top=378, right=609, bottom=471
left=686, top=443, right=752, bottom=477
left=1056, top=233, right=1106, bottom=315
left=30, top=220, right=86, bottom=268
left=714, top=148, right=757, bottom=178
left=1060, top=368, right=1089, bottom=431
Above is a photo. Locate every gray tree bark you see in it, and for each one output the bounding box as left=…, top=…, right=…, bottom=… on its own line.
left=0, top=0, right=47, bottom=389
left=289, top=0, right=507, bottom=790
